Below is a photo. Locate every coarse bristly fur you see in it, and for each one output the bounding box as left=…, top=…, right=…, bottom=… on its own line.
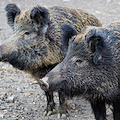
left=0, top=4, right=101, bottom=79
left=40, top=22, right=120, bottom=120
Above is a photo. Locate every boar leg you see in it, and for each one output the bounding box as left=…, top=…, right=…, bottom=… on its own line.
left=43, top=91, right=55, bottom=116
left=58, top=90, right=68, bottom=119
left=90, top=100, right=106, bottom=120
left=113, top=98, right=120, bottom=120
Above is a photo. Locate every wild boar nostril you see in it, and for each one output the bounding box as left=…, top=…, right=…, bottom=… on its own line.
left=76, top=59, right=82, bottom=63
left=37, top=78, right=49, bottom=90
left=24, top=32, right=30, bottom=35
left=41, top=84, right=48, bottom=90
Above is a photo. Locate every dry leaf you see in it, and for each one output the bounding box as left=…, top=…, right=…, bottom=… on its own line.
left=28, top=93, right=34, bottom=96
left=71, top=107, right=76, bottom=110
left=14, top=114, right=23, bottom=118
left=32, top=101, right=36, bottom=104
left=2, top=88, right=6, bottom=92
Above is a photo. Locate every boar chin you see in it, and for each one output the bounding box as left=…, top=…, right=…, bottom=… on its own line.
left=0, top=51, right=26, bottom=70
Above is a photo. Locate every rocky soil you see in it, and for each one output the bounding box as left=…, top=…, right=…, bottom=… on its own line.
left=0, top=0, right=120, bottom=120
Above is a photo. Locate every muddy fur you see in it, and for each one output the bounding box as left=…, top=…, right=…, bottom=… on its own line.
left=41, top=22, right=120, bottom=119
left=0, top=4, right=101, bottom=79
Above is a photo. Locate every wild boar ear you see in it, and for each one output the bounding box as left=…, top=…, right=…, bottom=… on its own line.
left=30, top=6, right=49, bottom=33
left=5, top=4, right=21, bottom=29
left=86, top=29, right=105, bottom=64
left=61, top=24, right=77, bottom=53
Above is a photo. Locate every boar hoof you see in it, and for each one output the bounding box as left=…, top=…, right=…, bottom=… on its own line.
left=58, top=113, right=67, bottom=119
left=43, top=110, right=53, bottom=116
left=43, top=103, right=55, bottom=116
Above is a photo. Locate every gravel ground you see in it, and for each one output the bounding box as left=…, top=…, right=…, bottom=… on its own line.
left=0, top=0, right=120, bottom=120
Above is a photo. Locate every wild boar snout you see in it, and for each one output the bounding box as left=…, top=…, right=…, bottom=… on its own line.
left=38, top=77, right=49, bottom=91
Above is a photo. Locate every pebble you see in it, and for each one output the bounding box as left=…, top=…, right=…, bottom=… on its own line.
left=6, top=95, right=15, bottom=103
left=31, top=81, right=38, bottom=85
left=74, top=115, right=77, bottom=118
left=47, top=117, right=49, bottom=120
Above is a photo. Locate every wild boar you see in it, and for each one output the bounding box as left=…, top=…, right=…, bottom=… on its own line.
left=40, top=22, right=120, bottom=120
left=0, top=4, right=101, bottom=119
left=0, top=4, right=102, bottom=79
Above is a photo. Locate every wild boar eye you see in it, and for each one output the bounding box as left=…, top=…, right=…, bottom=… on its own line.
left=24, top=32, right=30, bottom=35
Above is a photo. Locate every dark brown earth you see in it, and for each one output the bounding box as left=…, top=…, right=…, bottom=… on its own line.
left=0, top=0, right=120, bottom=120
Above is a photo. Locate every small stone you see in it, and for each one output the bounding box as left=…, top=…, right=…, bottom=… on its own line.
left=31, top=81, right=38, bottom=85
left=46, top=117, right=49, bottom=120
left=0, top=113, right=4, bottom=119
left=74, top=115, right=77, bottom=118
left=6, top=95, right=15, bottom=103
